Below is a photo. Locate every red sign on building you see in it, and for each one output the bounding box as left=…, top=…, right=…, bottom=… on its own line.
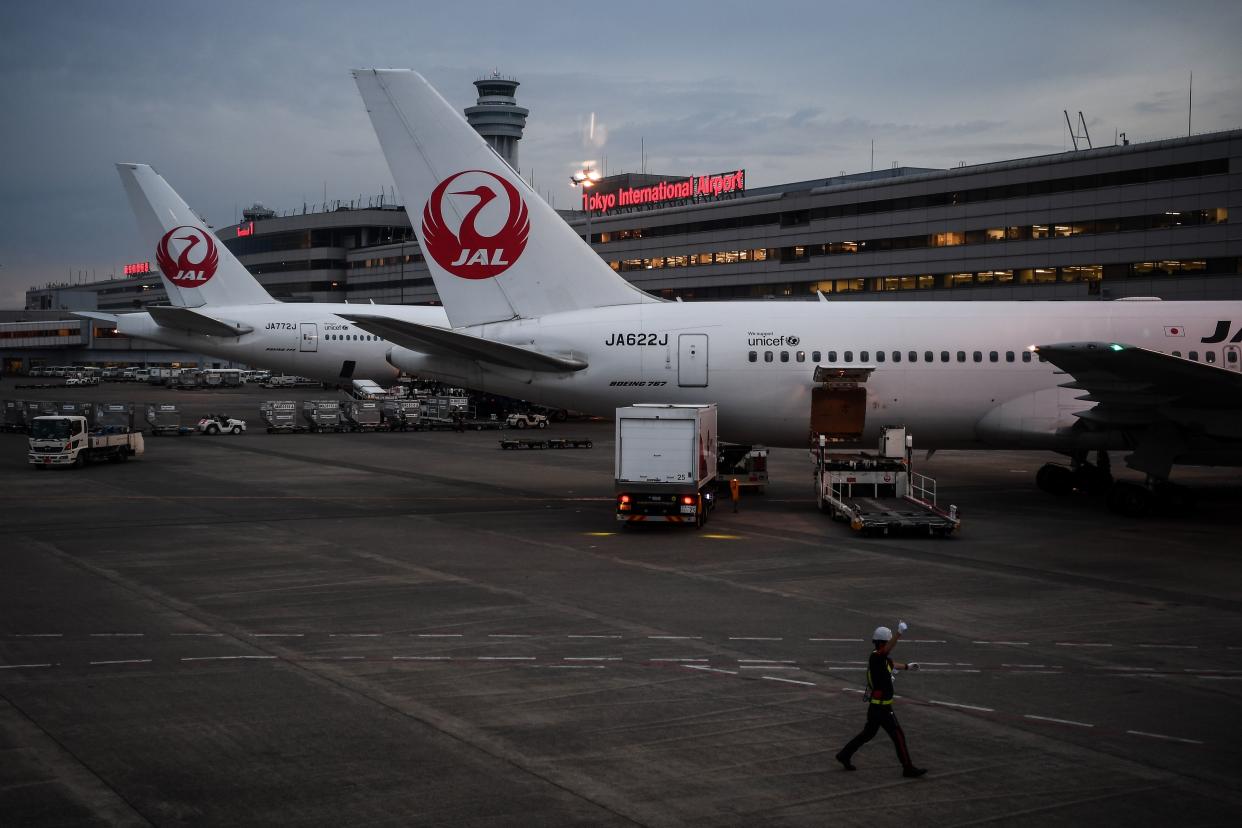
left=582, top=169, right=746, bottom=214
left=123, top=261, right=151, bottom=276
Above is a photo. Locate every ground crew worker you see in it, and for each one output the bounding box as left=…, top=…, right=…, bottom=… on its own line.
left=836, top=620, right=927, bottom=778
left=729, top=477, right=741, bottom=512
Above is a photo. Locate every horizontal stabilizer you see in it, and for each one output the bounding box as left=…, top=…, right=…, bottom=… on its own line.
left=340, top=313, right=587, bottom=373
left=72, top=311, right=120, bottom=325
left=147, top=306, right=253, bottom=337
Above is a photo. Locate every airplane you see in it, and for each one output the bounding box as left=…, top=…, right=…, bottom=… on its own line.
left=75, top=164, right=449, bottom=386
left=344, top=68, right=1242, bottom=516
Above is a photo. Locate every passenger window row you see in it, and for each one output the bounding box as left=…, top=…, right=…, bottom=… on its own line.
left=326, top=333, right=378, bottom=341
left=747, top=349, right=1036, bottom=364
left=1173, top=349, right=1236, bottom=365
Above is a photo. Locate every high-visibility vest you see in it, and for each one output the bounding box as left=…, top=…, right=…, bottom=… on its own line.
left=866, top=655, right=894, bottom=704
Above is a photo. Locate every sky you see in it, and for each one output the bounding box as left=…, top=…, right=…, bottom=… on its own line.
left=1, top=0, right=1239, bottom=307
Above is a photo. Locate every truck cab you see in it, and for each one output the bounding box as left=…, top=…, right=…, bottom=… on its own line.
left=28, top=415, right=144, bottom=468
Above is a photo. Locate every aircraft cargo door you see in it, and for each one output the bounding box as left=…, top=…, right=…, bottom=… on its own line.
left=678, top=334, right=708, bottom=387
left=299, top=323, right=318, bottom=352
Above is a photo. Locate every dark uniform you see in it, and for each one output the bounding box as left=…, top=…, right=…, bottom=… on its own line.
left=837, top=647, right=918, bottom=773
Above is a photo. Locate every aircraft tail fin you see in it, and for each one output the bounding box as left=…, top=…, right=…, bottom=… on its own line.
left=352, top=69, right=654, bottom=329
left=117, top=163, right=276, bottom=308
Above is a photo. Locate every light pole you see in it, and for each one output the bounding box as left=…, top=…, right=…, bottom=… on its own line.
left=570, top=164, right=602, bottom=247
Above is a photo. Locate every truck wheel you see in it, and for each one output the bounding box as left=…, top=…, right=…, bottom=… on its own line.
left=538, top=421, right=547, bottom=429
left=207, top=424, right=219, bottom=435
left=517, top=420, right=527, bottom=429
left=231, top=426, right=242, bottom=435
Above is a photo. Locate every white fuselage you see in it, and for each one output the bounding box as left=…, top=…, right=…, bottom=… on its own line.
left=389, top=299, right=1242, bottom=450
left=115, top=302, right=449, bottom=384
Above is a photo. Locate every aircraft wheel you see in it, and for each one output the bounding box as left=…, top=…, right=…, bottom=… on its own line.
left=1035, top=463, right=1074, bottom=495
left=1073, top=464, right=1112, bottom=496
left=1106, top=481, right=1153, bottom=517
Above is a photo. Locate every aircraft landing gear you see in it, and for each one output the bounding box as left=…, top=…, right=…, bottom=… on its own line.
left=1035, top=463, right=1074, bottom=495
left=1103, top=478, right=1195, bottom=517
left=1036, top=452, right=1113, bottom=497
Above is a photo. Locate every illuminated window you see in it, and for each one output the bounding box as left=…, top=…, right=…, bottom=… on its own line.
left=943, top=273, right=973, bottom=288
left=1033, top=268, right=1057, bottom=283
left=985, top=227, right=1006, bottom=241
left=1032, top=225, right=1050, bottom=239
left=931, top=231, right=964, bottom=247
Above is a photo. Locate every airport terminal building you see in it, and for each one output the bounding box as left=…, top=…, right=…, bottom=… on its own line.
left=13, top=75, right=1242, bottom=369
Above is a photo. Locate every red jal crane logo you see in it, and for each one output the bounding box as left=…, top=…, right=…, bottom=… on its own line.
left=421, top=170, right=530, bottom=279
left=156, top=226, right=220, bottom=287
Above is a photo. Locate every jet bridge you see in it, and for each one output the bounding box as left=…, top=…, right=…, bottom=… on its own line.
left=810, top=365, right=874, bottom=443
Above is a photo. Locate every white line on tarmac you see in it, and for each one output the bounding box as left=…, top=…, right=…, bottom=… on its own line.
left=563, top=657, right=621, bottom=662
left=0, top=663, right=53, bottom=669
left=908, top=639, right=947, bottom=644
left=416, top=634, right=462, bottom=638
left=171, top=633, right=223, bottom=637
left=180, top=656, right=274, bottom=661
left=650, top=657, right=708, bottom=662
left=1126, top=730, right=1203, bottom=745
left=648, top=636, right=701, bottom=640
left=1024, top=714, right=1094, bottom=727
left=1138, top=644, right=1198, bottom=650
left=567, top=634, right=622, bottom=639
left=476, top=657, right=535, bottom=661
left=252, top=633, right=304, bottom=638
left=810, top=638, right=863, bottom=642
left=761, top=676, right=816, bottom=686
left=1055, top=642, right=1113, bottom=648
left=13, top=633, right=62, bottom=638
left=88, top=659, right=151, bottom=666
left=488, top=634, right=531, bottom=638
left=741, top=665, right=798, bottom=670
left=392, top=656, right=448, bottom=661
left=738, top=659, right=796, bottom=663
left=684, top=665, right=738, bottom=676
left=729, top=637, right=783, bottom=641
left=89, top=633, right=144, bottom=637
left=928, top=700, right=994, bottom=713
left=330, top=633, right=381, bottom=637
left=546, top=665, right=605, bottom=669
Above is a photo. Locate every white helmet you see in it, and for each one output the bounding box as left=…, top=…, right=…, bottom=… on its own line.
left=873, top=626, right=893, bottom=641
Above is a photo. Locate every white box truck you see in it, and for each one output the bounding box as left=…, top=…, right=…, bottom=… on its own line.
left=28, top=415, right=144, bottom=468
left=615, top=404, right=718, bottom=527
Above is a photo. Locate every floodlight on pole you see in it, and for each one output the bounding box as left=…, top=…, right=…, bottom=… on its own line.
left=570, top=162, right=602, bottom=245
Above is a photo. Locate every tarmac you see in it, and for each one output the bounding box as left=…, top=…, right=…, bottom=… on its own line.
left=2, top=383, right=1241, bottom=826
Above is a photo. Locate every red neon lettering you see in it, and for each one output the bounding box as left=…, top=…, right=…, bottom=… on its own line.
left=123, top=261, right=151, bottom=276
left=236, top=221, right=254, bottom=237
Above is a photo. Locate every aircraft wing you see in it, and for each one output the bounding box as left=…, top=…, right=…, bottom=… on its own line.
left=1036, top=341, right=1242, bottom=427
left=73, top=311, right=120, bottom=324
left=339, top=313, right=587, bottom=373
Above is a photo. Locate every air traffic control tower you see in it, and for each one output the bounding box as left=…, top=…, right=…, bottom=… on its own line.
left=464, top=71, right=529, bottom=172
